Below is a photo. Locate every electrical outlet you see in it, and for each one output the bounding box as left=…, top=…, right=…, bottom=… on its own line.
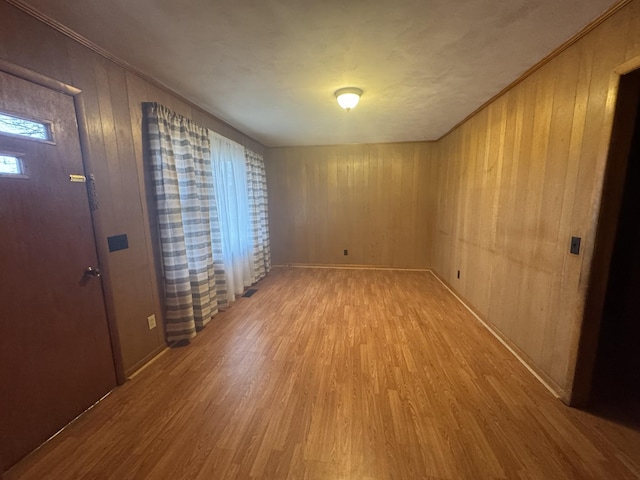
left=457, top=270, right=460, bottom=279
left=344, top=249, right=348, bottom=255
left=147, top=314, right=157, bottom=330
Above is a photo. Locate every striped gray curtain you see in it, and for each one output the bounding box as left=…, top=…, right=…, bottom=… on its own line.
left=245, top=149, right=271, bottom=279
left=146, top=103, right=227, bottom=343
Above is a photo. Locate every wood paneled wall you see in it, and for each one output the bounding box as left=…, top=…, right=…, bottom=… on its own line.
left=266, top=143, right=437, bottom=268
left=0, top=0, right=264, bottom=374
left=431, top=0, right=640, bottom=399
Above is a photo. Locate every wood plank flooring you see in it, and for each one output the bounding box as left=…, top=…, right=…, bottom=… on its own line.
left=6, top=267, right=640, bottom=479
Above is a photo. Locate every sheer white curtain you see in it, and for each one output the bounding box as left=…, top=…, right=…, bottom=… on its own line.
left=209, top=131, right=254, bottom=302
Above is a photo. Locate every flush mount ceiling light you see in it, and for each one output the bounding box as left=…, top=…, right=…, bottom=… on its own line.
left=335, top=87, right=363, bottom=111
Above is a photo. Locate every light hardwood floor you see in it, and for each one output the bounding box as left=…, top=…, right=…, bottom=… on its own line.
left=7, top=267, right=640, bottom=479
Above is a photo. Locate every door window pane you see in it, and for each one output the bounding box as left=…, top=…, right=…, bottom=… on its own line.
left=0, top=154, right=24, bottom=175
left=0, top=112, right=51, bottom=141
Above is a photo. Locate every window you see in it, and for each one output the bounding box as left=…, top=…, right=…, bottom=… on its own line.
left=0, top=112, right=51, bottom=141
left=0, top=154, right=26, bottom=177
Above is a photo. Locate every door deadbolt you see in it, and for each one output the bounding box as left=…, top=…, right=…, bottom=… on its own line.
left=84, top=266, right=102, bottom=277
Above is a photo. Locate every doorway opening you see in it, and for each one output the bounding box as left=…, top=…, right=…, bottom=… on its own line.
left=584, top=68, right=640, bottom=426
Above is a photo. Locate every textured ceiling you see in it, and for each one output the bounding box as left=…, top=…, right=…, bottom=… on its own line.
left=19, top=0, right=620, bottom=146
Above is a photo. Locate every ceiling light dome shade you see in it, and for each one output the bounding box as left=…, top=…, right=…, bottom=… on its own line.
left=335, top=87, right=363, bottom=111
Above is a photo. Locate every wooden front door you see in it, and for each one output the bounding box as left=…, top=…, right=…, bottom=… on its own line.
left=0, top=70, right=117, bottom=471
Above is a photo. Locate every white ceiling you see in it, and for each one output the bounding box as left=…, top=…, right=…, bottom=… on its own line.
left=20, top=0, right=620, bottom=147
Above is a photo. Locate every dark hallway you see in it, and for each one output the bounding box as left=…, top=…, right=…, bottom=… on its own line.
left=590, top=71, right=640, bottom=428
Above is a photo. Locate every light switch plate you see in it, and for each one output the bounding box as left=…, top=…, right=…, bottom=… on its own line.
left=570, top=236, right=581, bottom=255
left=147, top=314, right=157, bottom=330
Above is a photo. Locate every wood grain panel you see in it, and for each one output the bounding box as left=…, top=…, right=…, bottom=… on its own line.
left=431, top=1, right=640, bottom=400
left=265, top=143, right=437, bottom=268
left=0, top=0, right=264, bottom=374
left=5, top=268, right=640, bottom=479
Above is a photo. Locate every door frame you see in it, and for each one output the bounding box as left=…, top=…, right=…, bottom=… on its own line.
left=570, top=55, right=640, bottom=406
left=0, top=58, right=126, bottom=385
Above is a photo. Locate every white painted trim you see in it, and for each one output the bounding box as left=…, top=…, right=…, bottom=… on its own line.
left=272, top=263, right=430, bottom=272
left=428, top=271, right=561, bottom=399
left=128, top=346, right=170, bottom=379
left=274, top=264, right=560, bottom=398
left=15, top=390, right=113, bottom=467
